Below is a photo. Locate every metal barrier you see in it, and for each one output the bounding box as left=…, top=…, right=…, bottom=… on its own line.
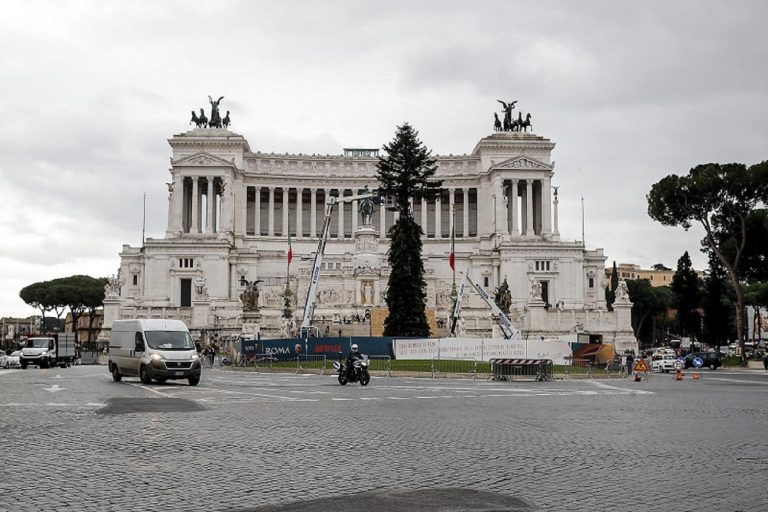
left=563, top=358, right=592, bottom=379
left=489, top=358, right=554, bottom=382
left=296, top=355, right=327, bottom=375
left=431, top=357, right=479, bottom=380
left=237, top=353, right=275, bottom=372
left=367, top=355, right=392, bottom=377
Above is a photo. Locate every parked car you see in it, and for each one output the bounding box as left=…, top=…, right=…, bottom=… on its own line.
left=651, top=354, right=678, bottom=373
left=4, top=350, right=22, bottom=369
left=684, top=352, right=722, bottom=370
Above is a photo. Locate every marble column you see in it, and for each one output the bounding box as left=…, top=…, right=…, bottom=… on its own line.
left=282, top=187, right=289, bottom=237
left=525, top=179, right=534, bottom=236
left=296, top=187, right=303, bottom=238
left=542, top=176, right=552, bottom=236
left=352, top=198, right=358, bottom=233
left=553, top=188, right=560, bottom=237
left=254, top=186, right=261, bottom=236
left=310, top=188, right=317, bottom=237
left=191, top=177, right=199, bottom=233
left=337, top=189, right=345, bottom=238
left=380, top=196, right=386, bottom=239
left=448, top=189, right=455, bottom=237
left=206, top=176, right=214, bottom=233
left=421, top=197, right=428, bottom=235
left=435, top=194, right=442, bottom=239
left=463, top=188, right=469, bottom=237
left=268, top=186, right=275, bottom=237
left=510, top=180, right=519, bottom=236
left=493, top=176, right=507, bottom=235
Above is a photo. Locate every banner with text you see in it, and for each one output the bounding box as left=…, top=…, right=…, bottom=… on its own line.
left=393, top=337, right=572, bottom=364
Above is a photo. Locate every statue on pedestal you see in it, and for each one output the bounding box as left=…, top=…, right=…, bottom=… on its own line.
left=239, top=279, right=262, bottom=312
left=358, top=186, right=375, bottom=226
left=529, top=277, right=543, bottom=301
left=105, top=270, right=124, bottom=299
left=615, top=279, right=631, bottom=304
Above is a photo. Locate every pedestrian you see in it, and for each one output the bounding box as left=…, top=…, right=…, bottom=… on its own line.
left=620, top=354, right=627, bottom=375
left=626, top=352, right=635, bottom=374
left=763, top=353, right=768, bottom=372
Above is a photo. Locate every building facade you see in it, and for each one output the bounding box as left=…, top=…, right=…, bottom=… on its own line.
left=108, top=121, right=635, bottom=351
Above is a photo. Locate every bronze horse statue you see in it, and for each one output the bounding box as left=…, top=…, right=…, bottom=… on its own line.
left=521, top=113, right=532, bottom=132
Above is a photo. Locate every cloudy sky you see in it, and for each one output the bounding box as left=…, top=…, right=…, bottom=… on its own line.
left=1, top=0, right=766, bottom=317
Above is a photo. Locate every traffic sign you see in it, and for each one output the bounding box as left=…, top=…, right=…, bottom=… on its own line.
left=673, top=361, right=683, bottom=370
left=693, top=356, right=703, bottom=368
left=633, top=359, right=650, bottom=372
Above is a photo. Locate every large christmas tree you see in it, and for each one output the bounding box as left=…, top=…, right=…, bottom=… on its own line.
left=376, top=123, right=443, bottom=336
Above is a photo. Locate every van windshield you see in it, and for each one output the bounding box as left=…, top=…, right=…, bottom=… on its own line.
left=25, top=339, right=51, bottom=349
left=144, top=331, right=195, bottom=350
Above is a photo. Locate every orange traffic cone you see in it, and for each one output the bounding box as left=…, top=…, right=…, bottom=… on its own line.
left=693, top=372, right=700, bottom=380
left=675, top=370, right=683, bottom=381
left=634, top=373, right=642, bottom=382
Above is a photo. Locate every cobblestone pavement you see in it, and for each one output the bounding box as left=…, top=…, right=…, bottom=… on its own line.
left=0, top=366, right=767, bottom=511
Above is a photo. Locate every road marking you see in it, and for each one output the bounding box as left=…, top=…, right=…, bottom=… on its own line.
left=707, top=377, right=768, bottom=385
left=331, top=398, right=354, bottom=401
left=43, top=384, right=65, bottom=392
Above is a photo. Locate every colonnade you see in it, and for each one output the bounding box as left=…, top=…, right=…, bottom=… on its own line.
left=493, top=177, right=557, bottom=237
left=243, top=186, right=479, bottom=240
left=182, top=176, right=221, bottom=234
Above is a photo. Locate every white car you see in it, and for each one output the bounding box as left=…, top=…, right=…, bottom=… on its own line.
left=651, top=354, right=678, bottom=373
left=4, top=350, right=22, bottom=369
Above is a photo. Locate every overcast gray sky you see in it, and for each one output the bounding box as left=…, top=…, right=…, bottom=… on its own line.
left=1, top=0, right=766, bottom=317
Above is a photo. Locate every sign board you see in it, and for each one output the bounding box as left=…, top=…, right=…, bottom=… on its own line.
left=673, top=361, right=683, bottom=370
left=693, top=356, right=703, bottom=368
left=633, top=359, right=650, bottom=372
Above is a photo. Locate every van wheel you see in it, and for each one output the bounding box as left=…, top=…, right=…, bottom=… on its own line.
left=188, top=376, right=200, bottom=386
left=111, top=365, right=122, bottom=382
left=140, top=365, right=152, bottom=384
left=21, top=361, right=28, bottom=369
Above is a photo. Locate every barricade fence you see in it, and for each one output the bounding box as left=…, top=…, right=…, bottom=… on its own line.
left=490, top=358, right=554, bottom=382
left=296, top=355, right=327, bottom=375
left=367, top=355, right=392, bottom=377
left=431, top=357, right=479, bottom=380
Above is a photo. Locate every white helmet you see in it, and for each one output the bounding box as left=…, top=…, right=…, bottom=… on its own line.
left=351, top=344, right=359, bottom=352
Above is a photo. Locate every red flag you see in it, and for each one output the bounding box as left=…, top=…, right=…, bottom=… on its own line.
left=449, top=223, right=455, bottom=270
left=287, top=231, right=293, bottom=266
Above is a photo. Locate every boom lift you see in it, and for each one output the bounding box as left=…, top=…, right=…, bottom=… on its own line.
left=449, top=272, right=519, bottom=340
left=300, top=190, right=383, bottom=338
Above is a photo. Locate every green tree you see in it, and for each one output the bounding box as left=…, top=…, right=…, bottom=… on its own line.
left=376, top=123, right=443, bottom=336
left=19, top=281, right=53, bottom=332
left=626, top=279, right=673, bottom=346
left=606, top=261, right=618, bottom=310
left=21, top=276, right=105, bottom=340
left=670, top=251, right=703, bottom=340
left=647, top=160, right=768, bottom=357
left=652, top=263, right=671, bottom=271
left=702, top=253, right=736, bottom=346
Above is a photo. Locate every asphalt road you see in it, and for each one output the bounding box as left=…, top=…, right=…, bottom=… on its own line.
left=1, top=365, right=767, bottom=511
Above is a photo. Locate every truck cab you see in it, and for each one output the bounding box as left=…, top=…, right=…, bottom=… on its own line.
left=20, top=337, right=56, bottom=368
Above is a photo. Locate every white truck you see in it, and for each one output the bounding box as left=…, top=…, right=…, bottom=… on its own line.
left=19, top=334, right=77, bottom=369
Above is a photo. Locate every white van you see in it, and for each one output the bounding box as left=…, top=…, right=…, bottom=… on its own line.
left=108, top=319, right=201, bottom=386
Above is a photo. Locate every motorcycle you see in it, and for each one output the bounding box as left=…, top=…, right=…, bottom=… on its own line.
left=333, top=355, right=371, bottom=386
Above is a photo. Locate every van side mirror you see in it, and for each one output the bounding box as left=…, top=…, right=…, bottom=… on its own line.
left=135, top=340, right=145, bottom=352
left=49, top=340, right=54, bottom=350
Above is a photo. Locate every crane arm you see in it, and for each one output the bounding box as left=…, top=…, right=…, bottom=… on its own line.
left=463, top=273, right=519, bottom=340
left=299, top=192, right=382, bottom=337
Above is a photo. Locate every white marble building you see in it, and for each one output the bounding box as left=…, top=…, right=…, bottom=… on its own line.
left=107, top=124, right=635, bottom=352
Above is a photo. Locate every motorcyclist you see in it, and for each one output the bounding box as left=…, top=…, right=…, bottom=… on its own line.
left=346, top=344, right=364, bottom=378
